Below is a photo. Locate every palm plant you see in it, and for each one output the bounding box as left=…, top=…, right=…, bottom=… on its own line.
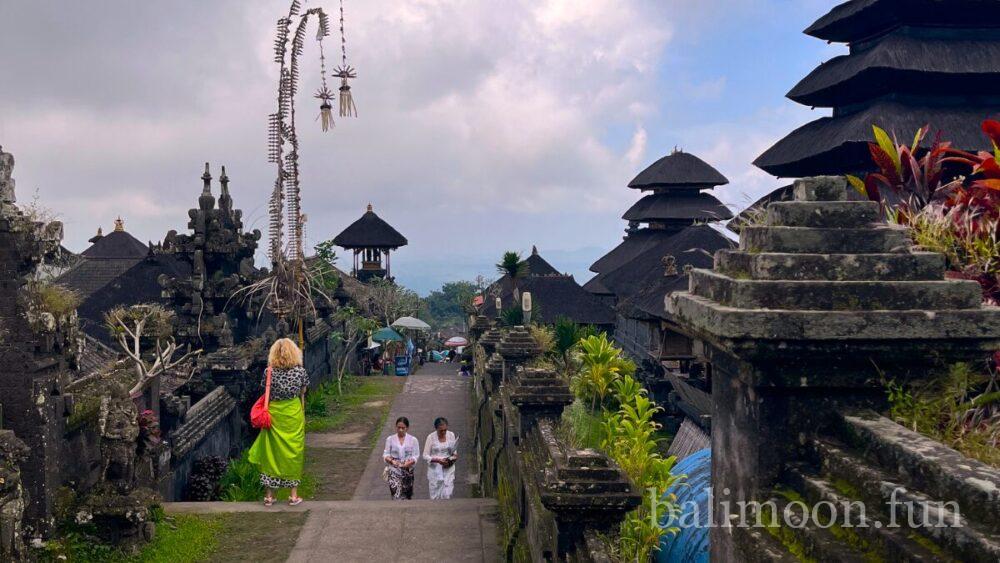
left=496, top=251, right=528, bottom=302
left=552, top=317, right=596, bottom=378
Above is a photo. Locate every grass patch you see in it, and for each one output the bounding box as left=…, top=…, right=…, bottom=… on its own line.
left=886, top=363, right=1000, bottom=468
left=38, top=514, right=222, bottom=563
left=305, top=375, right=400, bottom=433
left=136, top=514, right=223, bottom=562
left=559, top=400, right=604, bottom=450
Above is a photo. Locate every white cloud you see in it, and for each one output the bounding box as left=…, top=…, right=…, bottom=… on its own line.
left=1, top=0, right=673, bottom=268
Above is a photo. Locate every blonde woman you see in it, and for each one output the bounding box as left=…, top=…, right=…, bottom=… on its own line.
left=248, top=338, right=309, bottom=506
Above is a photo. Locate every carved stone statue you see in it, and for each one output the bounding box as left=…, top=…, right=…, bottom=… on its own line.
left=98, top=391, right=141, bottom=494
left=0, top=146, right=15, bottom=204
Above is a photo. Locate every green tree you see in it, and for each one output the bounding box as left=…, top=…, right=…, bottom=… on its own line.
left=425, top=281, right=478, bottom=327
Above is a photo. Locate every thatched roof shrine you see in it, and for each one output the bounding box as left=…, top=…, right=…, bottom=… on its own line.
left=333, top=204, right=408, bottom=250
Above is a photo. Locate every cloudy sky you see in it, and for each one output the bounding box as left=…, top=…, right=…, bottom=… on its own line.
left=0, top=0, right=842, bottom=294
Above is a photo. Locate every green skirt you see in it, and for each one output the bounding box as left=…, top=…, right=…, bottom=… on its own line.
left=248, top=397, right=305, bottom=485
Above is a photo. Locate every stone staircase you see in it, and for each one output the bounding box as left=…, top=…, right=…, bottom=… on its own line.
left=770, top=411, right=1000, bottom=562
left=665, top=176, right=1000, bottom=560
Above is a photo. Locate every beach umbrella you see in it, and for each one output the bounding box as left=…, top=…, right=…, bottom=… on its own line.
left=444, top=336, right=469, bottom=347
left=391, top=316, right=431, bottom=331
left=372, top=327, right=404, bottom=342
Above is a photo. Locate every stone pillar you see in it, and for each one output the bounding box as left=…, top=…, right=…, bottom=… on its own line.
left=507, top=368, right=573, bottom=438
left=0, top=430, right=28, bottom=561
left=666, top=177, right=1000, bottom=561
left=497, top=326, right=541, bottom=382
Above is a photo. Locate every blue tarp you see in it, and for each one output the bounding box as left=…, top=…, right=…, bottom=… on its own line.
left=658, top=448, right=710, bottom=563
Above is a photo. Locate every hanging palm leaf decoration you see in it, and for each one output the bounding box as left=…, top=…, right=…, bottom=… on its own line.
left=336, top=0, right=358, bottom=117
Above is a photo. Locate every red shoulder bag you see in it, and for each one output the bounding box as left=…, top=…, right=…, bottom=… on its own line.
left=250, top=367, right=273, bottom=429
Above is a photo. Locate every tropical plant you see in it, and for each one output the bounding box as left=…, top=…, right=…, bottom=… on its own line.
left=500, top=306, right=523, bottom=327
left=850, top=119, right=1000, bottom=303
left=552, top=317, right=596, bottom=378
left=846, top=125, right=973, bottom=218
left=496, top=251, right=528, bottom=301
left=219, top=451, right=265, bottom=502
left=574, top=333, right=636, bottom=410
left=600, top=375, right=680, bottom=561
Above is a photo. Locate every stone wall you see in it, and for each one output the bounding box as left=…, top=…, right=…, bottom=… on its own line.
left=473, top=325, right=641, bottom=561
left=0, top=430, right=28, bottom=561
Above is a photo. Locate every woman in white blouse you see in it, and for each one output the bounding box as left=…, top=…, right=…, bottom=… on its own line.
left=423, top=417, right=459, bottom=500
left=382, top=416, right=419, bottom=500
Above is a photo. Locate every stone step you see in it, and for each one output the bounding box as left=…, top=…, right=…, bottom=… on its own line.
left=813, top=439, right=1000, bottom=563
left=689, top=269, right=982, bottom=311
left=765, top=495, right=869, bottom=562
left=785, top=466, right=951, bottom=562
left=740, top=225, right=912, bottom=254
left=836, top=411, right=1000, bottom=530
left=766, top=200, right=881, bottom=229
left=793, top=176, right=853, bottom=202
left=735, top=527, right=803, bottom=562
left=715, top=250, right=946, bottom=281
left=666, top=291, right=1000, bottom=344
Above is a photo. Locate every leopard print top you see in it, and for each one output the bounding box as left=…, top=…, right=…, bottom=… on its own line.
left=263, top=366, right=309, bottom=401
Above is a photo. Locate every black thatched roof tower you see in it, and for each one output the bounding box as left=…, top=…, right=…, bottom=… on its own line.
left=755, top=0, right=1000, bottom=178
left=625, top=150, right=732, bottom=229
left=333, top=204, right=408, bottom=282
left=584, top=150, right=734, bottom=304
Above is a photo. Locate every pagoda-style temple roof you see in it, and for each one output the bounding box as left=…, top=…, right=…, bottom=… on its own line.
left=628, top=151, right=728, bottom=191
left=588, top=229, right=661, bottom=274
left=755, top=0, right=1000, bottom=179
left=804, top=0, right=1000, bottom=43
left=755, top=100, right=1000, bottom=178
left=789, top=30, right=1000, bottom=108
left=333, top=204, right=408, bottom=250
left=622, top=192, right=733, bottom=223
left=595, top=225, right=732, bottom=305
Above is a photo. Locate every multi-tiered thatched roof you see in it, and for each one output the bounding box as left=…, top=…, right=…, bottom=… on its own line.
left=755, top=0, right=1000, bottom=178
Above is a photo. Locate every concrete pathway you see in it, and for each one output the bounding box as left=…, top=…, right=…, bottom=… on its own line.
left=354, top=361, right=476, bottom=500
left=165, top=499, right=498, bottom=562
left=163, top=362, right=494, bottom=562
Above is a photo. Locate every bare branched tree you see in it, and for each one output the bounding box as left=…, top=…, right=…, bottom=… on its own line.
left=357, top=279, right=424, bottom=327
left=104, top=304, right=203, bottom=396
left=330, top=306, right=378, bottom=392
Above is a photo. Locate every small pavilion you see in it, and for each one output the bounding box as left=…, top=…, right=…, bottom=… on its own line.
left=333, top=204, right=408, bottom=282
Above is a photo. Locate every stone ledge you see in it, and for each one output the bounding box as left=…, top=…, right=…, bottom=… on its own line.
left=169, top=386, right=236, bottom=460
left=741, top=225, right=911, bottom=254
left=766, top=200, right=880, bottom=228
left=840, top=411, right=1000, bottom=529
left=689, top=268, right=982, bottom=311
left=715, top=250, right=946, bottom=281
left=666, top=291, right=1000, bottom=343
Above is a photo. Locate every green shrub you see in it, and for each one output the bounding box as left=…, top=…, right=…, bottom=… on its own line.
left=219, top=451, right=265, bottom=502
